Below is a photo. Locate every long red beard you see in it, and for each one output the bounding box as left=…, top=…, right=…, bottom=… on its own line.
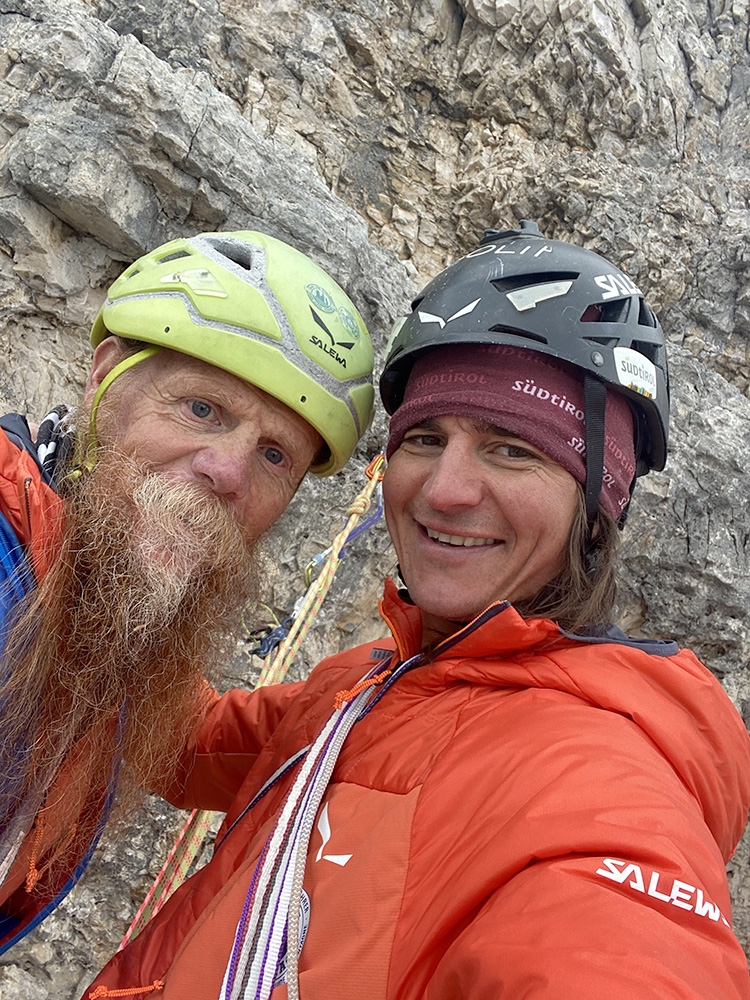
left=0, top=448, right=259, bottom=829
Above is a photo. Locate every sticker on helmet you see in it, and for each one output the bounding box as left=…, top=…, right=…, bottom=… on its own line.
left=338, top=307, right=361, bottom=339
left=160, top=268, right=227, bottom=297
left=614, top=347, right=657, bottom=399
left=594, top=272, right=642, bottom=301
left=464, top=242, right=553, bottom=259
left=507, top=280, right=573, bottom=312
left=306, top=284, right=336, bottom=313
left=418, top=298, right=481, bottom=328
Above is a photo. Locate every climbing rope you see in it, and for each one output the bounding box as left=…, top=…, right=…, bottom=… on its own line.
left=118, top=455, right=385, bottom=950
left=256, top=454, right=384, bottom=688
left=116, top=808, right=213, bottom=951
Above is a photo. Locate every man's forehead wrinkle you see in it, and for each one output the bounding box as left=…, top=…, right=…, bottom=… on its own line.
left=155, top=364, right=239, bottom=401
left=406, top=415, right=516, bottom=437
left=474, top=419, right=516, bottom=437
left=407, top=417, right=441, bottom=431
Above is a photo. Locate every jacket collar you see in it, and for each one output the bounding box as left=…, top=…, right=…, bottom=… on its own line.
left=377, top=576, right=563, bottom=663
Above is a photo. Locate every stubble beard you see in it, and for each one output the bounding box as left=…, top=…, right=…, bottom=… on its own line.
left=1, top=448, right=260, bottom=829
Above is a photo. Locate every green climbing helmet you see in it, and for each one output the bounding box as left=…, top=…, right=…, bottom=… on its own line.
left=90, top=230, right=375, bottom=475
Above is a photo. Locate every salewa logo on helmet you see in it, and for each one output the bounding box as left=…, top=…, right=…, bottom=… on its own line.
left=309, top=307, right=355, bottom=368
left=418, top=298, right=481, bottom=329
left=594, top=272, right=642, bottom=300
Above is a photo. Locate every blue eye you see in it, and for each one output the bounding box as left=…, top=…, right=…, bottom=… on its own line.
left=190, top=400, right=213, bottom=418
left=264, top=447, right=284, bottom=466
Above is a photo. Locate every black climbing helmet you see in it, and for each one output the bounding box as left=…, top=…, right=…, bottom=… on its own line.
left=380, top=220, right=669, bottom=522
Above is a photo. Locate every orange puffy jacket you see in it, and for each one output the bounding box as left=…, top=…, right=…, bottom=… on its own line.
left=86, top=579, right=750, bottom=1000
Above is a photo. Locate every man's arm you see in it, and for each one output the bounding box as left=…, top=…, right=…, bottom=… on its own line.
left=406, top=690, right=750, bottom=999
left=423, top=852, right=749, bottom=999
left=160, top=680, right=305, bottom=811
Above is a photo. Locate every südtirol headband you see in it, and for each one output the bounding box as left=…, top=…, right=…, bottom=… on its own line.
left=386, top=344, right=636, bottom=521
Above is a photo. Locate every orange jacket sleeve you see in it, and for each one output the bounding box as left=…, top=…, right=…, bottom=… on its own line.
left=418, top=697, right=749, bottom=999
left=162, top=680, right=305, bottom=812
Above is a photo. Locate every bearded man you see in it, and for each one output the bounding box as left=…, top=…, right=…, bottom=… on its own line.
left=0, top=230, right=374, bottom=953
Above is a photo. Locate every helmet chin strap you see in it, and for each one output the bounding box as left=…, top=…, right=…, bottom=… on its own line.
left=67, top=346, right=161, bottom=481
left=583, top=374, right=607, bottom=526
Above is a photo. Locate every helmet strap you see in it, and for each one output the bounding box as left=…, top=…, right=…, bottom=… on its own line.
left=583, top=375, right=607, bottom=526
left=68, top=346, right=161, bottom=481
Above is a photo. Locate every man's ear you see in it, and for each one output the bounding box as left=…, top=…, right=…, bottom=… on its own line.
left=84, top=338, right=123, bottom=408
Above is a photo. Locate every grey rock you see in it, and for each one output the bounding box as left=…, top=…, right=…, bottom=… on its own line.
left=0, top=0, right=748, bottom=995
left=617, top=347, right=750, bottom=680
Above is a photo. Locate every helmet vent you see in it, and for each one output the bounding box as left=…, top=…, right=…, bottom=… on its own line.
left=631, top=339, right=665, bottom=365
left=580, top=298, right=631, bottom=323
left=488, top=324, right=548, bottom=344
left=156, top=251, right=191, bottom=265
left=582, top=334, right=619, bottom=347
left=490, top=271, right=578, bottom=293
left=638, top=300, right=658, bottom=328
left=213, top=239, right=256, bottom=272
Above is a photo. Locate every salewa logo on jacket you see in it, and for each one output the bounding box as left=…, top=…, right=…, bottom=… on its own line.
left=596, top=858, right=729, bottom=925
left=315, top=802, right=352, bottom=866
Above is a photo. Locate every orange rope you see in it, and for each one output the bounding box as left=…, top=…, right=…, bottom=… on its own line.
left=25, top=813, right=77, bottom=893
left=24, top=813, right=45, bottom=892
left=333, top=667, right=393, bottom=710
left=88, top=981, right=164, bottom=998
left=117, top=809, right=212, bottom=951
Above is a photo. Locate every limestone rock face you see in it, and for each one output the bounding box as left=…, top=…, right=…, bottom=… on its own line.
left=0, top=0, right=747, bottom=995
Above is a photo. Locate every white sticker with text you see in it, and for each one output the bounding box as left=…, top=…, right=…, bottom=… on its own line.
left=613, top=346, right=657, bottom=399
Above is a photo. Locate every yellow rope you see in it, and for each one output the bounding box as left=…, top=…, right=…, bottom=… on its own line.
left=119, top=454, right=385, bottom=947
left=256, top=454, right=384, bottom=688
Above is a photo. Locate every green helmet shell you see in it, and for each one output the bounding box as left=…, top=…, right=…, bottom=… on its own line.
left=90, top=231, right=375, bottom=475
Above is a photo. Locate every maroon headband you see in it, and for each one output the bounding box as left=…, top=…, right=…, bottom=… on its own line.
left=386, top=344, right=636, bottom=521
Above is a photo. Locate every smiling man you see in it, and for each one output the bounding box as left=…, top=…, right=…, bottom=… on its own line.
left=0, top=230, right=374, bottom=955
left=382, top=408, right=581, bottom=644
left=87, top=224, right=750, bottom=1000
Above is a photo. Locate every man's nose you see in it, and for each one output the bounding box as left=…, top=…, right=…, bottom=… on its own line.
left=421, top=444, right=484, bottom=510
left=190, top=443, right=252, bottom=499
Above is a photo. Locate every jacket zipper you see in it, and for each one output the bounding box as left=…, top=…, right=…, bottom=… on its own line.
left=22, top=476, right=38, bottom=584
left=23, top=476, right=33, bottom=531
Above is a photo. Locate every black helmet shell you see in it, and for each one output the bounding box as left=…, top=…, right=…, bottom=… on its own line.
left=381, top=222, right=669, bottom=475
